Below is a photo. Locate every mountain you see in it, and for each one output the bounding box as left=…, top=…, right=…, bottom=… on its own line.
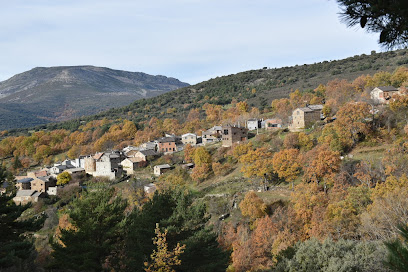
left=0, top=66, right=189, bottom=130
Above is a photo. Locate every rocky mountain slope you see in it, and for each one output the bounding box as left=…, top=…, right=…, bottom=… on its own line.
left=0, top=66, right=189, bottom=130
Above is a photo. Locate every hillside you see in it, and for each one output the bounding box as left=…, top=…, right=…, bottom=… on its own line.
left=13, top=49, right=408, bottom=134
left=0, top=66, right=189, bottom=130
left=2, top=51, right=408, bottom=271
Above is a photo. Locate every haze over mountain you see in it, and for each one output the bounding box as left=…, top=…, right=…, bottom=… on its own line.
left=0, top=66, right=189, bottom=130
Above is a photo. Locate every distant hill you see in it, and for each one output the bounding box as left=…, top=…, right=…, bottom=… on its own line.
left=67, top=49, right=408, bottom=126
left=0, top=66, right=189, bottom=130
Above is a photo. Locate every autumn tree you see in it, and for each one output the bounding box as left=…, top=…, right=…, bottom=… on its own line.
left=144, top=224, right=185, bottom=272
left=57, top=172, right=72, bottom=186
left=239, top=147, right=274, bottom=179
left=191, top=147, right=212, bottom=182
left=272, top=148, right=302, bottom=188
left=334, top=101, right=371, bottom=149
left=239, top=191, right=267, bottom=220
left=303, top=144, right=341, bottom=185
left=271, top=98, right=292, bottom=118
left=360, top=175, right=408, bottom=240
left=236, top=101, right=249, bottom=114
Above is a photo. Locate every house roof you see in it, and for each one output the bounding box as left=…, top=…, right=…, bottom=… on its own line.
left=37, top=176, right=53, bottom=182
left=123, top=157, right=141, bottom=163
left=93, top=152, right=104, bottom=160
left=125, top=150, right=139, bottom=157
left=376, top=86, right=398, bottom=92
left=182, top=133, right=196, bottom=137
left=155, top=164, right=171, bottom=169
left=16, top=190, right=36, bottom=197
left=139, top=149, right=157, bottom=156
left=265, top=118, right=282, bottom=123
left=247, top=118, right=259, bottom=122
left=17, top=178, right=33, bottom=184
left=32, top=191, right=43, bottom=198
left=307, top=104, right=324, bottom=110
left=158, top=137, right=175, bottom=143
left=65, top=168, right=85, bottom=173
left=35, top=170, right=48, bottom=177
left=297, top=104, right=323, bottom=113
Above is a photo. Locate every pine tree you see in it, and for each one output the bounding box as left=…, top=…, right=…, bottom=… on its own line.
left=50, top=185, right=127, bottom=271
left=0, top=166, right=44, bottom=268
left=384, top=224, right=408, bottom=272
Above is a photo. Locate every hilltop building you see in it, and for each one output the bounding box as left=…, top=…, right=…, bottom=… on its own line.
left=290, top=104, right=323, bottom=131
left=370, top=86, right=399, bottom=104
left=221, top=125, right=248, bottom=147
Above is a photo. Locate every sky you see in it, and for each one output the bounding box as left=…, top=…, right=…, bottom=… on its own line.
left=0, top=0, right=381, bottom=85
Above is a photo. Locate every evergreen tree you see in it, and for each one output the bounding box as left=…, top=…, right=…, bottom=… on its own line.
left=50, top=185, right=127, bottom=271
left=125, top=190, right=229, bottom=272
left=384, top=224, right=408, bottom=272
left=0, top=166, right=44, bottom=269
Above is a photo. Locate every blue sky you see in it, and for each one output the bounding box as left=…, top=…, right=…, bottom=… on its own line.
left=0, top=0, right=380, bottom=84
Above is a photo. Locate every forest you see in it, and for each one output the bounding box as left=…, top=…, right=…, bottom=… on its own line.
left=1, top=66, right=408, bottom=271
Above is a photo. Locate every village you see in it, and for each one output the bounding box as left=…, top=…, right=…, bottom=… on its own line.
left=11, top=85, right=399, bottom=205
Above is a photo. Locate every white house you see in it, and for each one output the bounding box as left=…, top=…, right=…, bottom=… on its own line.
left=181, top=133, right=197, bottom=145
left=153, top=164, right=172, bottom=176
left=370, top=86, right=399, bottom=104
left=246, top=119, right=262, bottom=130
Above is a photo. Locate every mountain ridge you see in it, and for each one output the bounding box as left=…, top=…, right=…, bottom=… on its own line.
left=0, top=66, right=189, bottom=130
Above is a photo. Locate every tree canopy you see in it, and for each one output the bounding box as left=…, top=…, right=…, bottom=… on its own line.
left=337, top=0, right=408, bottom=48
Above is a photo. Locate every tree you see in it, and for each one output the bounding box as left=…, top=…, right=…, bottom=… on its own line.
left=239, top=147, right=274, bottom=179
left=191, top=147, right=212, bottom=182
left=51, top=186, right=127, bottom=271
left=337, top=0, right=408, bottom=48
left=144, top=224, right=185, bottom=272
left=278, top=238, right=390, bottom=272
left=125, top=190, right=229, bottom=272
left=384, top=224, right=408, bottom=272
left=56, top=171, right=72, bottom=186
left=0, top=166, right=45, bottom=269
left=239, top=191, right=267, bottom=220
left=272, top=149, right=302, bottom=188
left=303, top=145, right=341, bottom=184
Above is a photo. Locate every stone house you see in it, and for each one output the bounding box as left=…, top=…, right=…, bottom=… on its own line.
left=221, top=125, right=248, bottom=147
left=264, top=118, right=283, bottom=130
left=65, top=168, right=86, bottom=179
left=202, top=126, right=222, bottom=144
left=121, top=158, right=141, bottom=175
left=181, top=133, right=197, bottom=145
left=153, top=164, right=172, bottom=176
left=84, top=152, right=124, bottom=180
left=129, top=149, right=158, bottom=162
left=290, top=104, right=323, bottom=131
left=50, top=164, right=73, bottom=176
left=13, top=190, right=44, bottom=205
left=157, top=137, right=177, bottom=154
left=27, top=170, right=48, bottom=178
left=30, top=176, right=56, bottom=193
left=139, top=141, right=157, bottom=151
left=16, top=177, right=33, bottom=190
left=246, top=119, right=262, bottom=130
left=370, top=86, right=399, bottom=104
